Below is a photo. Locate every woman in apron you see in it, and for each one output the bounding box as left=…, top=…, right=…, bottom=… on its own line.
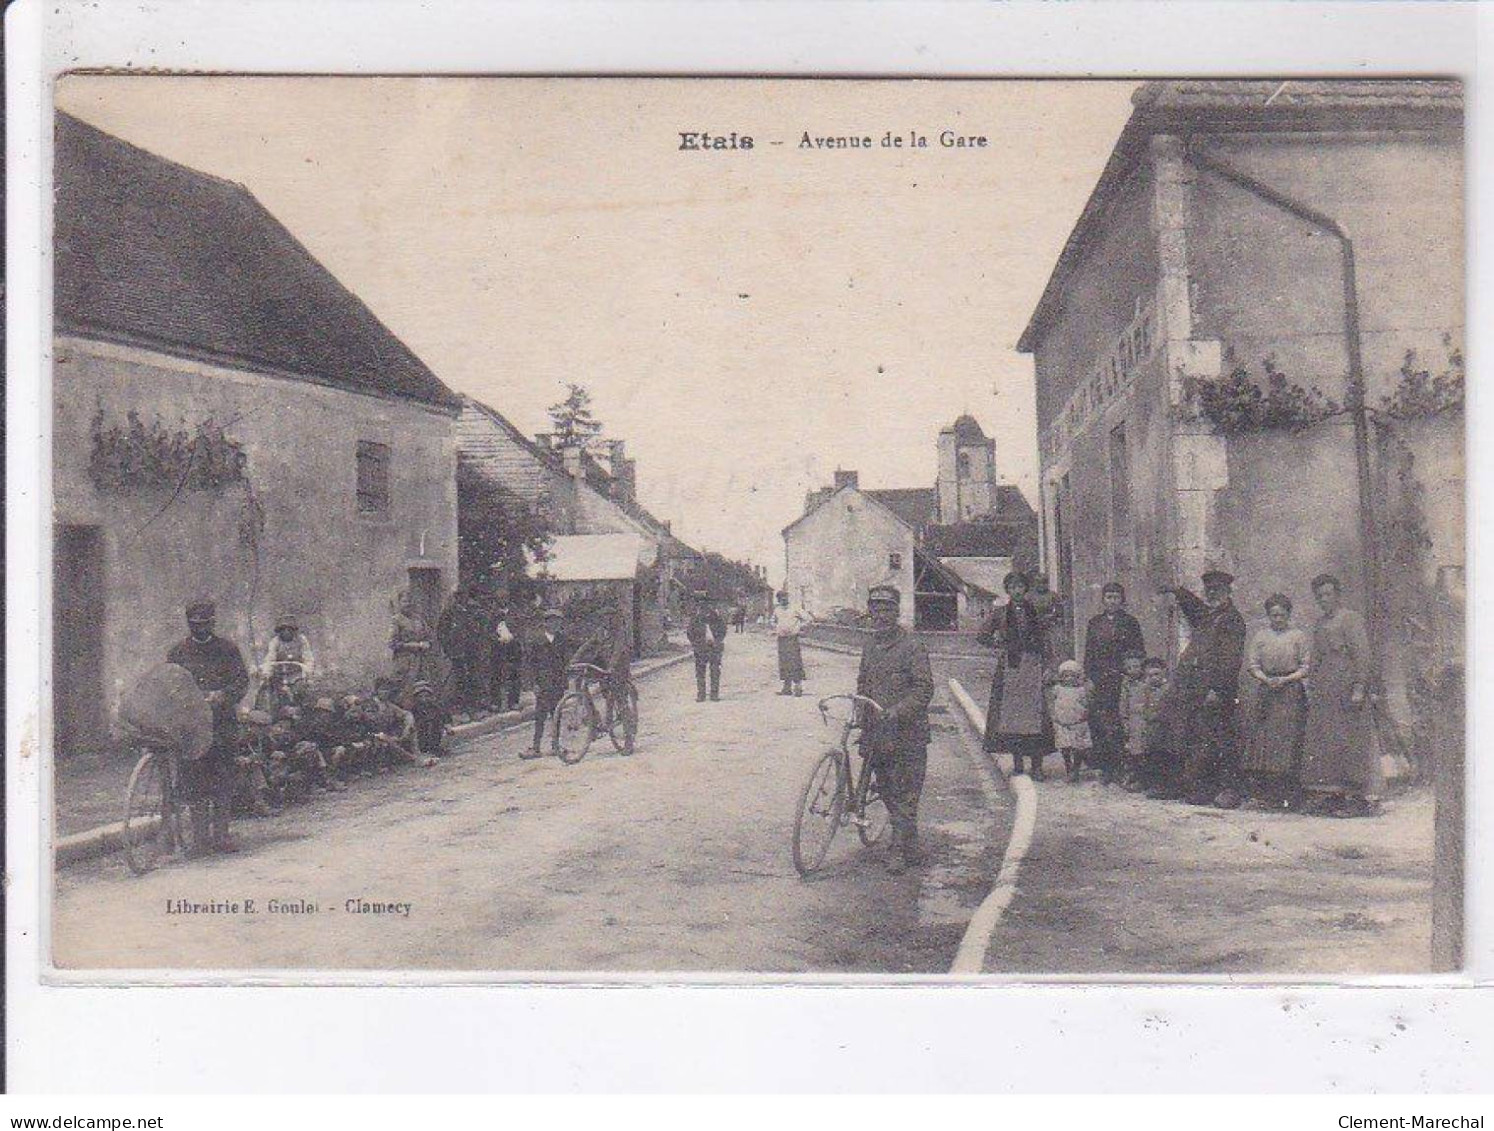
left=977, top=571, right=1055, bottom=779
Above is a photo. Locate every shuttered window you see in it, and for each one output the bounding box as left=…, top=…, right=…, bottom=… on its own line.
left=356, top=441, right=391, bottom=516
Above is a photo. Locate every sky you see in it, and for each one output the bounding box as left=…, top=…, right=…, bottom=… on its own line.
left=57, top=76, right=1138, bottom=581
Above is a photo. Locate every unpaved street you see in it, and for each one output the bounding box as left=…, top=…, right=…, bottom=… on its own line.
left=53, top=633, right=1007, bottom=973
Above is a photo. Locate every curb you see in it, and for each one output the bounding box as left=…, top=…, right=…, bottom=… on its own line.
left=54, top=648, right=697, bottom=870
left=946, top=676, right=1039, bottom=975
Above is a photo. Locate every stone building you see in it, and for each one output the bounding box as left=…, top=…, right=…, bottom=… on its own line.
left=783, top=416, right=1039, bottom=629
left=1019, top=80, right=1463, bottom=678
left=52, top=113, right=462, bottom=754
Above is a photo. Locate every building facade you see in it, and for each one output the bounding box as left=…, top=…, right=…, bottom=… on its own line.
left=53, top=113, right=462, bottom=754
left=1020, top=81, right=1463, bottom=681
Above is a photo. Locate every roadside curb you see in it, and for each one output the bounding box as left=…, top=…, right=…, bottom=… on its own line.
left=946, top=676, right=1039, bottom=975
left=54, top=648, right=697, bottom=870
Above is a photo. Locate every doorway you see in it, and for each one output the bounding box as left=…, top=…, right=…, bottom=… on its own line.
left=54, top=524, right=107, bottom=757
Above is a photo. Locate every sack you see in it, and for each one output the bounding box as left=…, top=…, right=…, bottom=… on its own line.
left=119, top=663, right=214, bottom=760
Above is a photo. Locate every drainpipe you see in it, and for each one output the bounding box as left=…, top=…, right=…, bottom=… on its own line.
left=1184, top=142, right=1383, bottom=671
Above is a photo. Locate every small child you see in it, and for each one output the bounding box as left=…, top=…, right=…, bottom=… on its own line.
left=1047, top=659, right=1093, bottom=782
left=1137, top=658, right=1176, bottom=797
left=1117, top=651, right=1148, bottom=790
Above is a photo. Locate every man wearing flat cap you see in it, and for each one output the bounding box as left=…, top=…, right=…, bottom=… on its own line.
left=1157, top=569, right=1248, bottom=808
left=856, top=584, right=935, bottom=874
left=1082, top=581, right=1146, bottom=783
left=526, top=608, right=570, bottom=758
left=167, top=599, right=250, bottom=853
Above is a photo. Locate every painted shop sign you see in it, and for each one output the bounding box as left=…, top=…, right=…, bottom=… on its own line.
left=1041, top=297, right=1156, bottom=463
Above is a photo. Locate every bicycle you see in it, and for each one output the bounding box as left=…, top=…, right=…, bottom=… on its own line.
left=790, top=694, right=892, bottom=876
left=254, top=659, right=307, bottom=715
left=120, top=729, right=198, bottom=875
left=552, top=662, right=639, bottom=764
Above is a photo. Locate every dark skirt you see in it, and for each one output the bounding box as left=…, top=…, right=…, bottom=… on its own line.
left=1242, top=682, right=1306, bottom=777
left=776, top=635, right=806, bottom=682
left=983, top=655, right=1050, bottom=754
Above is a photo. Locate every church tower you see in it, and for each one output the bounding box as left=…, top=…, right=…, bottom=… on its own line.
left=935, top=414, right=997, bottom=524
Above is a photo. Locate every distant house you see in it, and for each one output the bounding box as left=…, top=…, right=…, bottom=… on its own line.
left=456, top=395, right=697, bottom=653
left=52, top=112, right=463, bottom=754
left=783, top=416, right=1039, bottom=631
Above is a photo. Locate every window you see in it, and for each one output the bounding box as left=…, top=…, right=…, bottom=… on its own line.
left=356, top=440, right=391, bottom=516
left=1108, top=423, right=1132, bottom=571
left=888, top=551, right=903, bottom=572
left=957, top=451, right=970, bottom=477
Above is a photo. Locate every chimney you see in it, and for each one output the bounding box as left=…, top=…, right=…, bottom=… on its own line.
left=834, top=469, right=859, bottom=491
left=562, top=446, right=583, bottom=481
left=606, top=440, right=637, bottom=503
left=535, top=433, right=553, bottom=452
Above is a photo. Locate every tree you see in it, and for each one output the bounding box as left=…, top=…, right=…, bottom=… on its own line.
left=456, top=457, right=553, bottom=603
left=547, top=383, right=604, bottom=450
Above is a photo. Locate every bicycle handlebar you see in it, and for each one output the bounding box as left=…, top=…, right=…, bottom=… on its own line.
left=816, top=693, right=884, bottom=720
left=567, top=663, right=609, bottom=675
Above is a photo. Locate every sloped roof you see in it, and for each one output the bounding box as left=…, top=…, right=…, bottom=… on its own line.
left=924, top=521, right=1027, bottom=559
left=55, top=111, right=461, bottom=410
left=533, top=533, right=644, bottom=582
left=1018, top=79, right=1462, bottom=354
left=864, top=487, right=937, bottom=529
left=939, top=556, right=1010, bottom=597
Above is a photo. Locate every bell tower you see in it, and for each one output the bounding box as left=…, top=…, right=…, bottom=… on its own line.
left=936, top=414, right=997, bottom=523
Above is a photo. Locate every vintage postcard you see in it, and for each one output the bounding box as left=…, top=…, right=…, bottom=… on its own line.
left=46, top=76, right=1464, bottom=978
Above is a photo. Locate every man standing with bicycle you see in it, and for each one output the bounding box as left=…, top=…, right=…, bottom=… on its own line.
left=167, top=599, right=250, bottom=855
left=857, top=585, right=935, bottom=875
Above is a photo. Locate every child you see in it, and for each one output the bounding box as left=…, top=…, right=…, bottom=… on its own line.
left=1117, top=651, right=1148, bottom=789
left=1047, top=659, right=1093, bottom=782
left=1136, top=658, right=1176, bottom=798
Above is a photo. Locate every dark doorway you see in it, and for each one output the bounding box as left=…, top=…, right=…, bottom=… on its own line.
left=54, top=524, right=107, bottom=757
left=913, top=552, right=960, bottom=632
left=407, top=565, right=445, bottom=629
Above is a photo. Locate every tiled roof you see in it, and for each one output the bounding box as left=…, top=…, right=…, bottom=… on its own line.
left=864, top=487, right=937, bottom=529
left=55, top=112, right=461, bottom=409
left=924, top=522, right=1025, bottom=559
left=1018, top=79, right=1462, bottom=354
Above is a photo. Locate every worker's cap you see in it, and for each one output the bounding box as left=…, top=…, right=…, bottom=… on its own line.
left=275, top=614, right=299, bottom=632
left=185, top=599, right=216, bottom=623
left=867, top=584, right=902, bottom=606
left=1101, top=581, right=1126, bottom=598
left=1201, top=569, right=1235, bottom=589
left=1002, top=571, right=1031, bottom=593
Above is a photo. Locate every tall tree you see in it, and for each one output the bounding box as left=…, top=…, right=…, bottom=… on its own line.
left=547, top=383, right=604, bottom=449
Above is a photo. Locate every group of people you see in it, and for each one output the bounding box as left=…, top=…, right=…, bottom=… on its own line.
left=979, top=569, right=1383, bottom=819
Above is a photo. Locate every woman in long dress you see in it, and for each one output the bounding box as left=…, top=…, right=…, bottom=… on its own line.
left=770, top=591, right=808, bottom=696
left=1241, top=593, right=1310, bottom=807
left=976, top=571, right=1054, bottom=779
left=1301, top=573, right=1381, bottom=817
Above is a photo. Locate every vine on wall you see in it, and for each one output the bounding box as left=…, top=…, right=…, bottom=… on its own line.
left=1180, top=356, right=1340, bottom=434
left=89, top=408, right=248, bottom=492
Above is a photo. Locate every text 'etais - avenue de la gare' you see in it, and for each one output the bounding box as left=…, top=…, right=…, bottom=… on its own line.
left=678, top=130, right=990, bottom=151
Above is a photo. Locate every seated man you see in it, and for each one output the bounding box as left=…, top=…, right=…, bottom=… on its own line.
left=259, top=614, right=316, bottom=711
left=364, top=678, right=436, bottom=769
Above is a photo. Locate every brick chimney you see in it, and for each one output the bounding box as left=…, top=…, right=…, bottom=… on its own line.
left=561, top=445, right=583, bottom=481
left=834, top=469, right=859, bottom=491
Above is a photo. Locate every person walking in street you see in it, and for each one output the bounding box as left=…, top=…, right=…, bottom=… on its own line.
left=1047, top=659, right=1094, bottom=782
left=1301, top=574, right=1381, bottom=818
left=526, top=608, right=570, bottom=758
left=167, top=599, right=250, bottom=855
left=1242, top=593, right=1311, bottom=809
left=771, top=589, right=809, bottom=696
left=491, top=602, right=524, bottom=713
left=1082, top=581, right=1146, bottom=784
left=686, top=590, right=727, bottom=702
left=976, top=571, right=1055, bottom=779
left=856, top=584, right=935, bottom=875
left=1158, top=569, right=1248, bottom=808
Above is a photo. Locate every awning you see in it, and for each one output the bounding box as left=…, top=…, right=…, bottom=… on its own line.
left=529, top=533, right=645, bottom=582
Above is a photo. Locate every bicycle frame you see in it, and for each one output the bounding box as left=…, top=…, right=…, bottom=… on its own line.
left=816, top=694, right=885, bottom=820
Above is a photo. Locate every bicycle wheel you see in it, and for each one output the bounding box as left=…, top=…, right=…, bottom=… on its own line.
left=553, top=692, right=596, bottom=765
left=855, top=758, right=891, bottom=846
left=609, top=686, right=639, bottom=754
left=122, top=751, right=173, bottom=875
left=791, top=749, right=847, bottom=877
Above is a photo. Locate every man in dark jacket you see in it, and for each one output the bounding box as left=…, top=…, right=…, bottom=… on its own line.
left=1158, top=569, right=1248, bottom=807
left=856, top=585, right=936, bottom=874
left=166, top=599, right=250, bottom=854
left=685, top=591, right=728, bottom=702
left=526, top=609, right=570, bottom=758
left=1083, top=581, right=1146, bottom=783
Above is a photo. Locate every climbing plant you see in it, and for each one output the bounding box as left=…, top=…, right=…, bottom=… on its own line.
left=88, top=407, right=248, bottom=492
left=1180, top=356, right=1339, bottom=434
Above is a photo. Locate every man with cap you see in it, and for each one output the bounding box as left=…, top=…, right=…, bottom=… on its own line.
left=1082, top=582, right=1146, bottom=783
left=1157, top=569, right=1248, bottom=807
left=685, top=590, right=728, bottom=702
left=259, top=613, right=316, bottom=712
left=856, top=584, right=935, bottom=874
left=167, top=599, right=251, bottom=854
left=526, top=608, right=570, bottom=757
